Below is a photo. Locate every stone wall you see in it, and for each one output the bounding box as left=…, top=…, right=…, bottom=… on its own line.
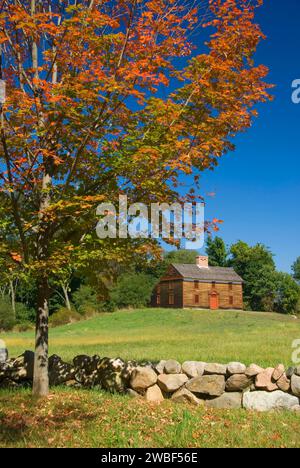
left=1, top=352, right=300, bottom=412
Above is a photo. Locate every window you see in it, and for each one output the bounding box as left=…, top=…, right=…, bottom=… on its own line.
left=168, top=281, right=173, bottom=290
left=194, top=280, right=199, bottom=289
left=169, top=293, right=174, bottom=305
left=195, top=294, right=199, bottom=304
left=229, top=296, right=233, bottom=306
left=212, top=282, right=216, bottom=290
left=228, top=283, right=233, bottom=292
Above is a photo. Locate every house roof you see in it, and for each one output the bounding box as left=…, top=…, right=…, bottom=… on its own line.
left=171, top=264, right=243, bottom=283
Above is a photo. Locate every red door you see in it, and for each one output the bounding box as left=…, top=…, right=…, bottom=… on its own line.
left=210, top=292, right=219, bottom=310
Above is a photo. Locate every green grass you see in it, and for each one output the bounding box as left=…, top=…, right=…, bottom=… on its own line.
left=1, top=308, right=300, bottom=366
left=0, top=388, right=299, bottom=448
left=1, top=308, right=300, bottom=448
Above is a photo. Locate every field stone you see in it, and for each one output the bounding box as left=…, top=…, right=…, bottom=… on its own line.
left=171, top=388, right=202, bottom=406
left=49, top=355, right=75, bottom=386
left=3, top=351, right=35, bottom=384
left=276, top=373, right=290, bottom=393
left=291, top=405, right=300, bottom=413
left=155, top=360, right=166, bottom=375
left=12, top=351, right=34, bottom=381
left=145, top=384, right=164, bottom=403
left=126, top=388, right=142, bottom=399
left=295, top=366, right=300, bottom=377
left=204, top=363, right=227, bottom=375
left=164, top=360, right=181, bottom=374
left=286, top=367, right=295, bottom=379
left=206, top=392, right=242, bottom=409
left=245, top=364, right=264, bottom=378
left=225, top=374, right=252, bottom=392
left=96, top=357, right=132, bottom=393
left=243, top=391, right=299, bottom=412
left=291, top=374, right=300, bottom=397
left=157, top=373, right=188, bottom=393
left=272, top=364, right=285, bottom=382
left=182, top=361, right=205, bottom=378
left=130, top=366, right=157, bottom=392
left=0, top=341, right=8, bottom=363
left=186, top=375, right=225, bottom=397
left=255, top=368, right=278, bottom=392
left=227, top=362, right=246, bottom=375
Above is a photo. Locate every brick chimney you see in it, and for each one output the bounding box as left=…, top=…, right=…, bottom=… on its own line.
left=196, top=255, right=209, bottom=268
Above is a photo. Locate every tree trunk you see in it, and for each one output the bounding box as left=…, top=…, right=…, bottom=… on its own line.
left=62, top=283, right=71, bottom=311
left=9, top=279, right=16, bottom=321
left=32, top=277, right=50, bottom=397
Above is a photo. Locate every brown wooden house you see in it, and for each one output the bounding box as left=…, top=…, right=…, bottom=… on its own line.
left=151, top=256, right=243, bottom=310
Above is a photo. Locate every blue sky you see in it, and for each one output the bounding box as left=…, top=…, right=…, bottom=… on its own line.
left=198, top=0, right=300, bottom=272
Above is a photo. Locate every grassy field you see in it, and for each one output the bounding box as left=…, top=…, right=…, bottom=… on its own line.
left=0, top=388, right=300, bottom=448
left=1, top=308, right=300, bottom=366
left=1, top=308, right=300, bottom=448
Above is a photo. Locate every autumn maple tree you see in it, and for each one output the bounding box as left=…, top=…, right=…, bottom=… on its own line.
left=0, top=0, right=271, bottom=397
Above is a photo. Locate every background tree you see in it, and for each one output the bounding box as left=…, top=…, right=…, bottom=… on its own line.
left=0, top=0, right=271, bottom=396
left=109, top=272, right=156, bottom=309
left=51, top=265, right=74, bottom=311
left=292, top=257, right=300, bottom=283
left=244, top=264, right=278, bottom=311
left=164, top=249, right=199, bottom=266
left=274, top=272, right=300, bottom=315
left=206, top=236, right=228, bottom=266
left=229, top=241, right=275, bottom=310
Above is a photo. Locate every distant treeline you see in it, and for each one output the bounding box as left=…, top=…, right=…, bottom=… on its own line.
left=1, top=238, right=300, bottom=330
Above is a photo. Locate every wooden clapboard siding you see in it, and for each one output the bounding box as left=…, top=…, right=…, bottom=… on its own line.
left=183, top=281, right=210, bottom=308
left=182, top=281, right=243, bottom=309
left=151, top=263, right=243, bottom=310
left=151, top=279, right=183, bottom=308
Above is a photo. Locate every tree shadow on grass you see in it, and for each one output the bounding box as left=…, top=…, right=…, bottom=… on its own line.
left=0, top=412, right=28, bottom=445
left=0, top=399, right=98, bottom=447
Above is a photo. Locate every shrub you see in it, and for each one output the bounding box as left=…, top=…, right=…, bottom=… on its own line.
left=16, top=302, right=35, bottom=323
left=0, top=296, right=16, bottom=331
left=79, top=305, right=99, bottom=318
left=49, top=307, right=82, bottom=327
left=72, top=285, right=99, bottom=314
left=13, top=321, right=34, bottom=332
left=109, top=273, right=156, bottom=309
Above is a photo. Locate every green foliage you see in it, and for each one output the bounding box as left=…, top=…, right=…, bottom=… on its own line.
left=206, top=237, right=228, bottom=266
left=15, top=278, right=38, bottom=311
left=0, top=296, right=15, bottom=331
left=13, top=322, right=34, bottom=332
left=164, top=249, right=199, bottom=265
left=292, top=257, right=300, bottom=282
left=229, top=241, right=275, bottom=278
left=244, top=265, right=278, bottom=312
left=72, top=285, right=99, bottom=315
left=228, top=241, right=299, bottom=314
left=109, top=273, right=156, bottom=309
left=229, top=241, right=276, bottom=311
left=274, top=272, right=300, bottom=315
left=79, top=305, right=99, bottom=318
left=15, top=302, right=35, bottom=324
left=148, top=250, right=199, bottom=279
left=49, top=307, right=82, bottom=328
